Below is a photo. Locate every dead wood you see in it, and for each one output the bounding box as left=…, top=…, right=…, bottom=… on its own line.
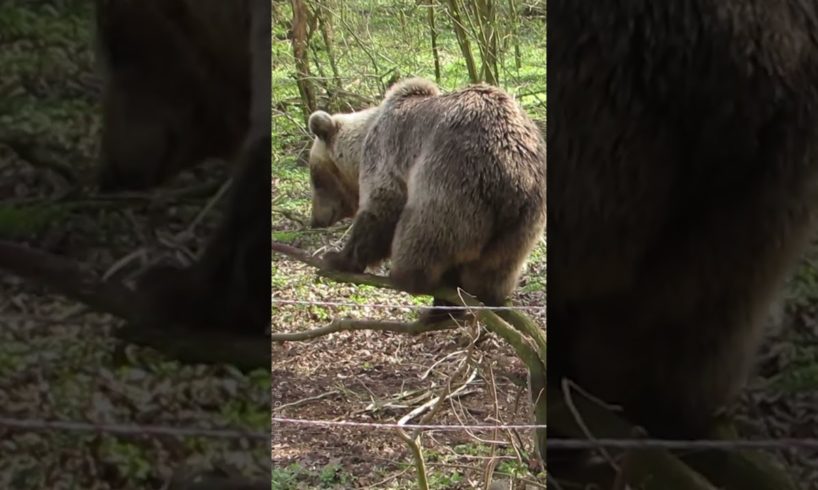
left=548, top=385, right=800, bottom=490
left=0, top=240, right=268, bottom=369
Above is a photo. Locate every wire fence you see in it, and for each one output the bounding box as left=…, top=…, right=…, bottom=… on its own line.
left=0, top=269, right=549, bottom=456
left=3, top=414, right=816, bottom=454
left=267, top=296, right=818, bottom=457
left=0, top=292, right=811, bottom=466
left=0, top=416, right=268, bottom=441
left=271, top=416, right=818, bottom=451
left=272, top=297, right=547, bottom=311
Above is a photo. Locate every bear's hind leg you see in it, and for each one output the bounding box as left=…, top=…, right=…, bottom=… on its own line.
left=457, top=212, right=545, bottom=307
left=418, top=268, right=470, bottom=325
left=389, top=203, right=488, bottom=295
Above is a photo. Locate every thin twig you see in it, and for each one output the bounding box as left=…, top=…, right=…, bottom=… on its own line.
left=561, top=378, right=621, bottom=471
left=273, top=390, right=340, bottom=413
left=177, top=178, right=232, bottom=241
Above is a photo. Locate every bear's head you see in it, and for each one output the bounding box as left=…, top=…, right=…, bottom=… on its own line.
left=307, top=108, right=377, bottom=228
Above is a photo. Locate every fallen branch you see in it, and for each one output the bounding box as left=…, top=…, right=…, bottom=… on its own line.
left=271, top=243, right=544, bottom=356
left=548, top=384, right=801, bottom=490
left=0, top=239, right=138, bottom=321
left=0, top=240, right=268, bottom=369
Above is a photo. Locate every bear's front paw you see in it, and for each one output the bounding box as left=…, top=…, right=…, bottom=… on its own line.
left=322, top=251, right=364, bottom=273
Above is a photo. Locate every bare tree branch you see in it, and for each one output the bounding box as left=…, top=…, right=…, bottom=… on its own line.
left=0, top=239, right=138, bottom=321
left=0, top=240, right=268, bottom=369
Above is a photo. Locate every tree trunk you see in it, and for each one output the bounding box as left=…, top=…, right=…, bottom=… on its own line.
left=316, top=0, right=342, bottom=91
left=471, top=0, right=498, bottom=85
left=290, top=0, right=316, bottom=124
left=508, top=0, right=522, bottom=71
left=445, top=0, right=479, bottom=83
left=426, top=0, right=441, bottom=84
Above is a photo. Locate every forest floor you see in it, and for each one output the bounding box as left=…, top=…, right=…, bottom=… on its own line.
left=0, top=3, right=269, bottom=488
left=272, top=131, right=818, bottom=490
left=271, top=9, right=818, bottom=486
left=272, top=6, right=552, bottom=486
left=272, top=155, right=548, bottom=489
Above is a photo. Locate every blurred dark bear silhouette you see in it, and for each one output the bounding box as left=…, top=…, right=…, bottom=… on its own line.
left=94, top=0, right=253, bottom=191
left=94, top=0, right=271, bottom=335
left=549, top=0, right=818, bottom=468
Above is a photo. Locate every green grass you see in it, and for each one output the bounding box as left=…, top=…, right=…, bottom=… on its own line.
left=271, top=462, right=355, bottom=490
left=0, top=204, right=66, bottom=239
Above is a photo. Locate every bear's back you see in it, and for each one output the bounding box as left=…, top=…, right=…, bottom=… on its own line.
left=372, top=80, right=545, bottom=217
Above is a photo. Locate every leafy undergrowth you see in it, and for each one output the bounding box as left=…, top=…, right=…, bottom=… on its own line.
left=743, top=248, right=818, bottom=486
left=1, top=2, right=268, bottom=488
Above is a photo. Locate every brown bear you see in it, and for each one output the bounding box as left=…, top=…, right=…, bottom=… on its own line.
left=548, top=0, right=818, bottom=473
left=307, top=78, right=546, bottom=313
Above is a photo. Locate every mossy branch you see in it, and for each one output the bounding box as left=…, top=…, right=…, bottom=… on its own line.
left=548, top=385, right=800, bottom=490
left=271, top=243, right=545, bottom=370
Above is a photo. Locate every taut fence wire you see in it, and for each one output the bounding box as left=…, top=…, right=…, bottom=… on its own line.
left=272, top=297, right=547, bottom=310
left=1, top=415, right=816, bottom=453
left=0, top=416, right=268, bottom=441
left=272, top=417, right=818, bottom=452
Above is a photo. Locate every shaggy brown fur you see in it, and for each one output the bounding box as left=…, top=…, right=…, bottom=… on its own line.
left=548, top=0, right=818, bottom=468
left=308, top=78, right=547, bottom=310
left=94, top=0, right=254, bottom=191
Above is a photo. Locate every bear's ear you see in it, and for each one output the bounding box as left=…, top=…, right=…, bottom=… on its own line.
left=308, top=111, right=338, bottom=141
